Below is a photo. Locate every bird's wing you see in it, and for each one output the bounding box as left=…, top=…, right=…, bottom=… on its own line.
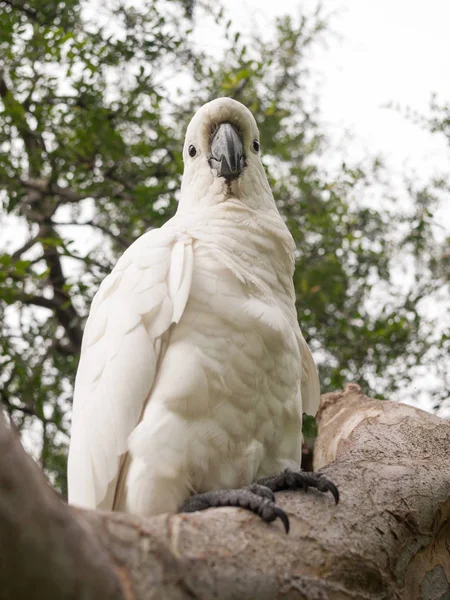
left=298, top=333, right=321, bottom=416
left=67, top=227, right=194, bottom=509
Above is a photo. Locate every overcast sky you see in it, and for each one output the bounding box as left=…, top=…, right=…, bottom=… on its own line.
left=195, top=0, right=450, bottom=183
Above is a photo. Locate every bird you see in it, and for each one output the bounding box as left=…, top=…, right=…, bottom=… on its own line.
left=67, top=97, right=338, bottom=533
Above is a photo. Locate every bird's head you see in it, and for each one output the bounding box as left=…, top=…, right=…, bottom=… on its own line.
left=178, top=97, right=275, bottom=212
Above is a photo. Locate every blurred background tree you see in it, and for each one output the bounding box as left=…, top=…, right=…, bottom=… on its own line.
left=0, top=0, right=448, bottom=494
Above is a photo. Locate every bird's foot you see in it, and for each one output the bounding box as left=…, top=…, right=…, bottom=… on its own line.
left=180, top=483, right=290, bottom=533
left=257, top=468, right=339, bottom=504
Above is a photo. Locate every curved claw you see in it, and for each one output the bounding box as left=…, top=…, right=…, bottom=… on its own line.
left=259, top=468, right=339, bottom=506
left=323, top=479, right=339, bottom=504
left=275, top=506, right=290, bottom=534
left=307, top=471, right=339, bottom=504
left=259, top=501, right=290, bottom=534
left=180, top=487, right=290, bottom=533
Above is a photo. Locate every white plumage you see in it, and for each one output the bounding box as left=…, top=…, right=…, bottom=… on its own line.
left=68, top=97, right=320, bottom=516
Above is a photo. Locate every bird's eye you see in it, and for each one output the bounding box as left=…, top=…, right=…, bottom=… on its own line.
left=188, top=145, right=197, bottom=158
left=253, top=139, right=260, bottom=153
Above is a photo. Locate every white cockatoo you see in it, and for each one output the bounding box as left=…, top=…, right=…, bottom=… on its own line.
left=68, top=98, right=337, bottom=532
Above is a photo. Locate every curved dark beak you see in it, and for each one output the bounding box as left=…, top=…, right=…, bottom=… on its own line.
left=209, top=122, right=245, bottom=180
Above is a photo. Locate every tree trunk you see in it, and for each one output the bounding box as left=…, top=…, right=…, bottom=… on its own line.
left=1, top=384, right=449, bottom=599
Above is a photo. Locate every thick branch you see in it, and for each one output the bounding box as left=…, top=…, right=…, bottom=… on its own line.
left=17, top=293, right=60, bottom=311
left=19, top=178, right=93, bottom=204
left=19, top=177, right=129, bottom=216
left=5, top=193, right=84, bottom=353
left=1, top=385, right=449, bottom=599
left=0, top=407, right=124, bottom=600
left=13, top=289, right=82, bottom=356
left=39, top=222, right=83, bottom=352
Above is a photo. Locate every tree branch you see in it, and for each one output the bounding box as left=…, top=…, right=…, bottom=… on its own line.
left=4, top=191, right=84, bottom=354
left=0, top=403, right=124, bottom=600
left=60, top=247, right=111, bottom=274
left=0, top=389, right=48, bottom=423
left=19, top=177, right=129, bottom=213
left=32, top=222, right=83, bottom=352
left=11, top=234, right=39, bottom=261
left=19, top=178, right=94, bottom=206
left=55, top=220, right=132, bottom=249
left=82, top=220, right=132, bottom=249
left=16, top=293, right=60, bottom=311
left=1, top=385, right=450, bottom=598
left=0, top=361, right=47, bottom=429
left=11, top=289, right=82, bottom=356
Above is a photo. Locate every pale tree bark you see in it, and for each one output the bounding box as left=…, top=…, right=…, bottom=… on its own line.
left=1, top=384, right=449, bottom=600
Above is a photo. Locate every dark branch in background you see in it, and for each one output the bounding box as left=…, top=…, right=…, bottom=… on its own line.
left=54, top=220, right=132, bottom=250
left=17, top=294, right=60, bottom=311
left=10, top=235, right=39, bottom=261
left=82, top=220, right=132, bottom=249
left=0, top=365, right=49, bottom=429
left=19, top=178, right=129, bottom=215
left=39, top=222, right=83, bottom=353
left=6, top=110, right=84, bottom=356
left=0, top=389, right=49, bottom=423
left=0, top=74, right=85, bottom=354
left=230, top=77, right=249, bottom=100
left=19, top=178, right=92, bottom=204
left=60, top=249, right=111, bottom=274
left=49, top=338, right=74, bottom=357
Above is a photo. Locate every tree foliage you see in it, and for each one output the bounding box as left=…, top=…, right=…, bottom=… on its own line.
left=0, top=0, right=448, bottom=492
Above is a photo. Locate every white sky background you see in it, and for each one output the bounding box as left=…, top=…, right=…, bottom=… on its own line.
left=202, top=0, right=450, bottom=179
left=195, top=0, right=450, bottom=180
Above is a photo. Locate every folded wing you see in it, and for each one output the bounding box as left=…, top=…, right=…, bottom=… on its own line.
left=298, top=332, right=321, bottom=416
left=67, top=227, right=193, bottom=509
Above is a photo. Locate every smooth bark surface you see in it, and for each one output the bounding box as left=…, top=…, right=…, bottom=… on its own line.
left=1, top=384, right=449, bottom=599
left=0, top=414, right=124, bottom=600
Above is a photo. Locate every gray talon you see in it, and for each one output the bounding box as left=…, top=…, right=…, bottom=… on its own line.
left=257, top=468, right=339, bottom=504
left=180, top=486, right=290, bottom=533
